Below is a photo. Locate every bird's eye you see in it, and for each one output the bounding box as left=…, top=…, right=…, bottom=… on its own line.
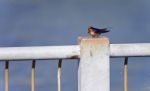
left=87, top=30, right=90, bottom=33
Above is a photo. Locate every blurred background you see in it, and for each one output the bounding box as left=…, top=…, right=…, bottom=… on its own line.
left=0, top=0, right=150, bottom=91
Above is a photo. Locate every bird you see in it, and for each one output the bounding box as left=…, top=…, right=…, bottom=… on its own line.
left=88, top=26, right=109, bottom=37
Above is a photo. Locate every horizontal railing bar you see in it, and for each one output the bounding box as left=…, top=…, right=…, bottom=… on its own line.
left=0, top=45, right=80, bottom=60
left=0, top=43, right=149, bottom=60
left=110, top=43, right=150, bottom=57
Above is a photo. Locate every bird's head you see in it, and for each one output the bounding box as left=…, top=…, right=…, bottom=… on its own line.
left=88, top=26, right=93, bottom=33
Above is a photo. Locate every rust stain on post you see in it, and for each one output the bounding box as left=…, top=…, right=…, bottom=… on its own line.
left=79, top=37, right=109, bottom=45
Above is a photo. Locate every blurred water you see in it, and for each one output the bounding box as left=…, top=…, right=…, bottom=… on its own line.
left=0, top=0, right=150, bottom=91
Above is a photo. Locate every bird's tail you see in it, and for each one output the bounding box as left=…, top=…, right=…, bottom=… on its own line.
left=106, top=26, right=111, bottom=31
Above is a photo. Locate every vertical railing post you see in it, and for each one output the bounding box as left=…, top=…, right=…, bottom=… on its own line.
left=31, top=60, right=36, bottom=91
left=58, top=59, right=62, bottom=91
left=124, top=57, right=128, bottom=91
left=5, top=61, right=9, bottom=91
left=78, top=37, right=110, bottom=91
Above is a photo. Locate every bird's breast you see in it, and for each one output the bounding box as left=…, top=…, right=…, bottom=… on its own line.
left=89, top=31, right=97, bottom=36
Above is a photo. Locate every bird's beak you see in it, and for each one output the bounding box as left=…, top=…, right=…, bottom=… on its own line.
left=87, top=30, right=90, bottom=33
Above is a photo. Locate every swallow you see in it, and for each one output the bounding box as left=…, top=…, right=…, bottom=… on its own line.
left=88, top=26, right=109, bottom=37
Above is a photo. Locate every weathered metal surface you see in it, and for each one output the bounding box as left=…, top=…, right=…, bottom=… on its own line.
left=79, top=37, right=110, bottom=91
left=0, top=45, right=80, bottom=60
left=0, top=43, right=149, bottom=60
left=5, top=61, right=9, bottom=91
left=57, top=59, right=62, bottom=91
left=31, top=60, right=36, bottom=91
left=124, top=57, right=128, bottom=91
left=110, top=43, right=150, bottom=57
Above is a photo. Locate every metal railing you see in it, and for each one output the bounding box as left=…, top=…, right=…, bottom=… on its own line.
left=1, top=37, right=150, bottom=91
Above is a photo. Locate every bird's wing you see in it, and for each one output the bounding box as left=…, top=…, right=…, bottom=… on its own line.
left=92, top=27, right=109, bottom=33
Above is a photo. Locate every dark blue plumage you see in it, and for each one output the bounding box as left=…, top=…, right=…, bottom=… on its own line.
left=90, top=27, right=109, bottom=33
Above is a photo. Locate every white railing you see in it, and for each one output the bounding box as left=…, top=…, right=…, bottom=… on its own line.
left=0, top=45, right=80, bottom=60
left=2, top=37, right=150, bottom=91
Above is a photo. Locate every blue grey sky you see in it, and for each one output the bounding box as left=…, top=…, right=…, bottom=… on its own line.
left=0, top=0, right=150, bottom=91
